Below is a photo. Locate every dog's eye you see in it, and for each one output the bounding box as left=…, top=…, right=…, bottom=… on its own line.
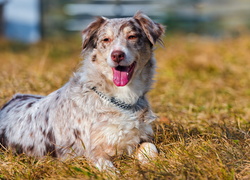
left=128, top=35, right=138, bottom=40
left=103, top=38, right=111, bottom=43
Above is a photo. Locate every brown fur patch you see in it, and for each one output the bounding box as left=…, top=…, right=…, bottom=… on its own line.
left=92, top=54, right=97, bottom=62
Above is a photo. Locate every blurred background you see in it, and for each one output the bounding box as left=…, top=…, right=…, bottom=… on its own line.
left=1, top=2, right=250, bottom=179
left=0, top=0, right=250, bottom=43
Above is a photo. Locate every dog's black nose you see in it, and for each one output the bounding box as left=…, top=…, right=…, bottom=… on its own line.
left=111, top=50, right=125, bottom=63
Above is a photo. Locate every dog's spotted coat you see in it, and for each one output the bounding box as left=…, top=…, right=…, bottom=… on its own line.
left=0, top=12, right=164, bottom=170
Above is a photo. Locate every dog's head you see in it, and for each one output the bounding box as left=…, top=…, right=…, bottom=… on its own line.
left=82, top=12, right=164, bottom=87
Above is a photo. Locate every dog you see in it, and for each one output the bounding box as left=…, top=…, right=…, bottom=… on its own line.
left=0, top=12, right=164, bottom=171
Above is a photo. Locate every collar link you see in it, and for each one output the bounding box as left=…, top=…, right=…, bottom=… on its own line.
left=90, top=86, right=147, bottom=112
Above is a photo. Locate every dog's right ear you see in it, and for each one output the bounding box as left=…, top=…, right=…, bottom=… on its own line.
left=82, top=17, right=106, bottom=52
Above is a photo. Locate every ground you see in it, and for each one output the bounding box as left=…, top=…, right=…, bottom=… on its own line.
left=0, top=34, right=250, bottom=179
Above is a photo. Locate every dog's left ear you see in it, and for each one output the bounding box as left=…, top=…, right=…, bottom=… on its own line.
left=134, top=12, right=165, bottom=46
left=82, top=17, right=106, bottom=52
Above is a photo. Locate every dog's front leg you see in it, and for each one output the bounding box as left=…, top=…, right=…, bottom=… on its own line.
left=94, top=157, right=115, bottom=171
left=88, top=150, right=118, bottom=173
left=135, top=142, right=158, bottom=164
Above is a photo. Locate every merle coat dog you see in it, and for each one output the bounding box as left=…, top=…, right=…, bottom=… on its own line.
left=0, top=12, right=164, bottom=170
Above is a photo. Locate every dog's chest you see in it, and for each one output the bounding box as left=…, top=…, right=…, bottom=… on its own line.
left=90, top=110, right=143, bottom=152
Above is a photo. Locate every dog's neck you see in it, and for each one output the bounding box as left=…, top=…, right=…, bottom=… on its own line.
left=89, top=86, right=148, bottom=112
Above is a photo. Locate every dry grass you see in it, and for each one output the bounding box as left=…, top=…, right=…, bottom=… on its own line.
left=0, top=34, right=250, bottom=179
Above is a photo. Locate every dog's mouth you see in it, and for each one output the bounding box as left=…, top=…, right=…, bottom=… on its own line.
left=112, top=62, right=136, bottom=87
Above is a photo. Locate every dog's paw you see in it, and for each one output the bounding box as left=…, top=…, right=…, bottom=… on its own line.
left=94, top=158, right=120, bottom=174
left=135, top=142, right=158, bottom=164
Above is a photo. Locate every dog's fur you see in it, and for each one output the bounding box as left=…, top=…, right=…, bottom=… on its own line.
left=0, top=12, right=164, bottom=170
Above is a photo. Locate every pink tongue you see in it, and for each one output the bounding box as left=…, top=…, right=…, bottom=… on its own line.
left=112, top=66, right=130, bottom=87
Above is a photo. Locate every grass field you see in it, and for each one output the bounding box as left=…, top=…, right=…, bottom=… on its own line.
left=0, top=34, right=250, bottom=179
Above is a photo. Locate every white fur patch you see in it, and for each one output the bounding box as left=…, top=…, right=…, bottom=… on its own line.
left=136, top=142, right=158, bottom=164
